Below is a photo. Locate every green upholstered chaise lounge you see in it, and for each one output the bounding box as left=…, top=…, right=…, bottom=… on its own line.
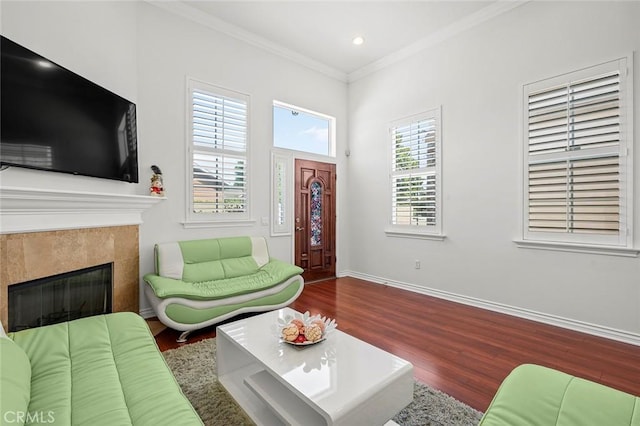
left=0, top=312, right=202, bottom=425
left=480, top=364, right=640, bottom=425
left=143, top=236, right=304, bottom=342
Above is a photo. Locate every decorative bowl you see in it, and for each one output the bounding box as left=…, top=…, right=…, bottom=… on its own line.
left=276, top=311, right=337, bottom=346
left=282, top=337, right=327, bottom=346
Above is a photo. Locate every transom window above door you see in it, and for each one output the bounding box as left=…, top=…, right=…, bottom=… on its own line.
left=273, top=101, right=335, bottom=157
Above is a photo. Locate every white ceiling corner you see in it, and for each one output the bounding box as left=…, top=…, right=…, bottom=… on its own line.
left=146, top=1, right=349, bottom=81
left=146, top=1, right=528, bottom=83
left=348, top=0, right=529, bottom=82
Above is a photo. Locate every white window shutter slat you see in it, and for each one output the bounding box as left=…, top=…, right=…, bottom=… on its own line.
left=390, top=109, right=441, bottom=232
left=524, top=58, right=632, bottom=246
left=190, top=85, right=249, bottom=216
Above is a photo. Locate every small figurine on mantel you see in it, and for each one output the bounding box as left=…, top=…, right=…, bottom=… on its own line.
left=150, top=165, right=164, bottom=197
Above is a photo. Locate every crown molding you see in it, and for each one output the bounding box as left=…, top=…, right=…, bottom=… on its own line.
left=145, top=1, right=348, bottom=83
left=145, top=1, right=528, bottom=85
left=348, top=0, right=529, bottom=82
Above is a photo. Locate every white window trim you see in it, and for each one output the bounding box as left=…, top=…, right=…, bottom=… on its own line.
left=517, top=55, right=635, bottom=256
left=183, top=77, right=253, bottom=228
left=385, top=107, right=444, bottom=239
left=385, top=229, right=446, bottom=241
left=271, top=150, right=293, bottom=236
left=514, top=239, right=639, bottom=257
left=272, top=100, right=337, bottom=159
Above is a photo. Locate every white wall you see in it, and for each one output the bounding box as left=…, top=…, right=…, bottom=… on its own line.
left=0, top=1, right=141, bottom=195
left=3, top=1, right=638, bottom=341
left=135, top=3, right=348, bottom=314
left=0, top=2, right=349, bottom=315
left=347, top=1, right=640, bottom=338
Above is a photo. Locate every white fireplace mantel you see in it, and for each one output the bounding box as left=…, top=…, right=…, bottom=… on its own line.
left=0, top=186, right=165, bottom=234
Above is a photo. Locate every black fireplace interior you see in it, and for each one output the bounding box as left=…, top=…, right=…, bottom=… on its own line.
left=8, top=263, right=113, bottom=332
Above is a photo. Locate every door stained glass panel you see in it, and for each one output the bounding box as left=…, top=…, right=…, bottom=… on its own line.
left=310, top=181, right=322, bottom=246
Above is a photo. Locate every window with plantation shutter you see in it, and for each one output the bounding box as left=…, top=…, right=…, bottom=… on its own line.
left=387, top=108, right=443, bottom=238
left=523, top=58, right=633, bottom=249
left=186, top=80, right=250, bottom=224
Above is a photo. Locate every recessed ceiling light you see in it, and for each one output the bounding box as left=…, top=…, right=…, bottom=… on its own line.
left=36, top=60, right=53, bottom=68
left=352, top=36, right=364, bottom=46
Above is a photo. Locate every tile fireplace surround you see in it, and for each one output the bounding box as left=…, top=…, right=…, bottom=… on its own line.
left=0, top=186, right=164, bottom=326
left=0, top=225, right=139, bottom=327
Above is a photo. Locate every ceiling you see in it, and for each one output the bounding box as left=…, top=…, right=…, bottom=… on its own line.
left=158, top=1, right=520, bottom=81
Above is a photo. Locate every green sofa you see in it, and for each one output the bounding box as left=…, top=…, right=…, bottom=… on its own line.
left=480, top=364, right=640, bottom=425
left=144, top=236, right=304, bottom=342
left=0, top=312, right=202, bottom=426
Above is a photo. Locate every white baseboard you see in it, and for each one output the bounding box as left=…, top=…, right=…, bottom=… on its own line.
left=139, top=307, right=155, bottom=319
left=342, top=270, right=640, bottom=347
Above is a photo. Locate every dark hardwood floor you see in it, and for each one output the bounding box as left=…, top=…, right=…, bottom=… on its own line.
left=154, top=277, right=640, bottom=412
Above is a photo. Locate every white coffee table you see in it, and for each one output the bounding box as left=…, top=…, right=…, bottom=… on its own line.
left=216, top=308, right=414, bottom=426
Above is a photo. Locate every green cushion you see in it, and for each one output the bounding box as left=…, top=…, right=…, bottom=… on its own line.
left=156, top=237, right=269, bottom=282
left=480, top=364, right=640, bottom=426
left=182, top=260, right=226, bottom=283
left=145, top=259, right=303, bottom=300
left=8, top=313, right=202, bottom=426
left=218, top=237, right=252, bottom=259
left=221, top=256, right=260, bottom=278
left=178, top=238, right=221, bottom=263
left=179, top=237, right=250, bottom=263
left=0, top=338, right=31, bottom=426
left=182, top=256, right=260, bottom=283
left=165, top=279, right=303, bottom=324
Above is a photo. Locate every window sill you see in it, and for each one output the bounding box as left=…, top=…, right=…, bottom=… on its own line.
left=514, top=240, right=639, bottom=258
left=385, top=228, right=446, bottom=241
left=182, top=219, right=256, bottom=229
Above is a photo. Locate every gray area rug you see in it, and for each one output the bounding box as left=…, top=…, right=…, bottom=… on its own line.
left=163, top=338, right=483, bottom=426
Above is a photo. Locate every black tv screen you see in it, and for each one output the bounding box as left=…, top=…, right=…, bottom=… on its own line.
left=1, top=36, right=138, bottom=183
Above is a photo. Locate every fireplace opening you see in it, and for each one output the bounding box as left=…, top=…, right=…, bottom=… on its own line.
left=8, top=263, right=113, bottom=332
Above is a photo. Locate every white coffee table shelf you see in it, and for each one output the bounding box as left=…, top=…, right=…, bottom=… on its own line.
left=244, top=369, right=326, bottom=426
left=217, top=308, right=414, bottom=426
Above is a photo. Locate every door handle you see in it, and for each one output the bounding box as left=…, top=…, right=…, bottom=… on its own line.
left=295, top=227, right=305, bottom=231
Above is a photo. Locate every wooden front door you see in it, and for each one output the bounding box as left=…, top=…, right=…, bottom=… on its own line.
left=294, top=159, right=336, bottom=282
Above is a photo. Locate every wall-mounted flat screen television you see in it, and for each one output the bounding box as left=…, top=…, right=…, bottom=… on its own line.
left=0, top=35, right=138, bottom=183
